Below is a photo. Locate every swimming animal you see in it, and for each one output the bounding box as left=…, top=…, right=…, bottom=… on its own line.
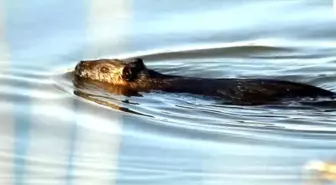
left=73, top=58, right=335, bottom=105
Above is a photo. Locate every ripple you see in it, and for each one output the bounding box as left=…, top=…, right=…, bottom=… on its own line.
left=49, top=41, right=336, bottom=185
left=107, top=40, right=296, bottom=60
left=54, top=44, right=336, bottom=142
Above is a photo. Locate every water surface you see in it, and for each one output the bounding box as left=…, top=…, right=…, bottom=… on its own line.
left=1, top=0, right=336, bottom=185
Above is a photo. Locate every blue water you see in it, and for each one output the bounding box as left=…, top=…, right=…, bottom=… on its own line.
left=0, top=0, right=336, bottom=185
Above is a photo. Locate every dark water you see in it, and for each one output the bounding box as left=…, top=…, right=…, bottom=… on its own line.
left=1, top=0, right=336, bottom=184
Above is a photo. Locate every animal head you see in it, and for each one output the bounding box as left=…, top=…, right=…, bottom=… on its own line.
left=74, top=58, right=147, bottom=86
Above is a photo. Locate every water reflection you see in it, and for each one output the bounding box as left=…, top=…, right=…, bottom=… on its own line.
left=1, top=0, right=336, bottom=185
left=73, top=89, right=151, bottom=118
left=305, top=159, right=336, bottom=184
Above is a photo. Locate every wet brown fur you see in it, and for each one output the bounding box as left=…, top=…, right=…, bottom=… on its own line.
left=73, top=58, right=336, bottom=105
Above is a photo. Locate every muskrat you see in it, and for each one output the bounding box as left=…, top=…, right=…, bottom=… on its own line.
left=73, top=58, right=336, bottom=105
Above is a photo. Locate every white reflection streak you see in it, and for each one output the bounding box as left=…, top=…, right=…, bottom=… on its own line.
left=86, top=0, right=130, bottom=57
left=334, top=0, right=336, bottom=18
left=0, top=1, right=14, bottom=185
left=71, top=0, right=129, bottom=185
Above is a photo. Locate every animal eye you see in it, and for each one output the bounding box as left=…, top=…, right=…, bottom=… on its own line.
left=122, top=67, right=133, bottom=81
left=100, top=66, right=109, bottom=73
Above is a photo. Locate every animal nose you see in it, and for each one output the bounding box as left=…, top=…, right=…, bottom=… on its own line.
left=77, top=60, right=89, bottom=68
left=79, top=60, right=87, bottom=66
left=75, top=61, right=86, bottom=73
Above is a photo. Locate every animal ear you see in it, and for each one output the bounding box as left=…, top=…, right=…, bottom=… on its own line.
left=130, top=58, right=145, bottom=71
left=122, top=58, right=145, bottom=81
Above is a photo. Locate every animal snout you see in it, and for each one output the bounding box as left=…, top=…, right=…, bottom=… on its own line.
left=75, top=61, right=87, bottom=75
left=78, top=60, right=85, bottom=65
left=78, top=60, right=89, bottom=67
